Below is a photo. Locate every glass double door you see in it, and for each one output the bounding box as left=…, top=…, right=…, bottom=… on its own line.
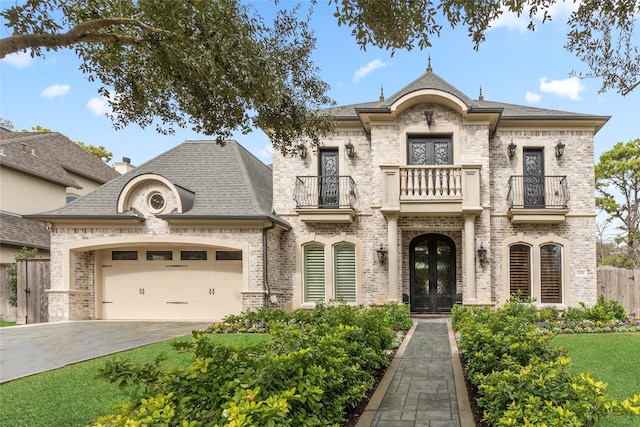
left=410, top=234, right=456, bottom=313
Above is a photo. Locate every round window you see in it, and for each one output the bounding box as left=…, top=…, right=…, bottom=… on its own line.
left=148, top=192, right=165, bottom=211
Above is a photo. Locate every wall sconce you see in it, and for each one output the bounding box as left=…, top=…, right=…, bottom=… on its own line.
left=477, top=244, right=488, bottom=268
left=508, top=140, right=517, bottom=160
left=296, top=144, right=307, bottom=159
left=345, top=141, right=355, bottom=159
left=424, top=109, right=433, bottom=126
left=555, top=140, right=565, bottom=158
left=376, top=244, right=387, bottom=265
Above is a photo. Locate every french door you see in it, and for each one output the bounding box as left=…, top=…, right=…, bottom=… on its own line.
left=523, top=149, right=545, bottom=208
left=319, top=149, right=339, bottom=207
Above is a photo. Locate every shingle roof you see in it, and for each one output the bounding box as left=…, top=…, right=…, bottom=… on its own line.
left=0, top=131, right=120, bottom=187
left=0, top=211, right=50, bottom=250
left=29, top=141, right=289, bottom=227
left=325, top=69, right=608, bottom=121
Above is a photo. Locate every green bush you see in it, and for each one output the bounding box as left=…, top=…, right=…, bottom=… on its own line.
left=93, top=303, right=411, bottom=426
left=453, top=299, right=640, bottom=426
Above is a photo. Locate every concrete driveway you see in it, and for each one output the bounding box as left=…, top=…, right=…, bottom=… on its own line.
left=0, top=321, right=211, bottom=383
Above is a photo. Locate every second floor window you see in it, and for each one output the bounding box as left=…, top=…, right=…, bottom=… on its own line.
left=408, top=135, right=452, bottom=165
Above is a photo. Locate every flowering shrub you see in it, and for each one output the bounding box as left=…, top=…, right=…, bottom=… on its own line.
left=93, top=302, right=412, bottom=426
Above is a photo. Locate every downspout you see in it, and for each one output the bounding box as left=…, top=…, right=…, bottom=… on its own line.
left=262, top=220, right=276, bottom=303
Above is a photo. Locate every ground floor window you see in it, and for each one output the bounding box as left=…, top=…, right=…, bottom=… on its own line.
left=302, top=241, right=357, bottom=304
left=509, top=244, right=532, bottom=300
left=507, top=240, right=564, bottom=304
left=540, top=244, right=562, bottom=303
left=303, top=244, right=326, bottom=302
left=334, top=243, right=356, bottom=303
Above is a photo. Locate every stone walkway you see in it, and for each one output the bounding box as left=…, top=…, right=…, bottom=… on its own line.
left=357, top=319, right=474, bottom=427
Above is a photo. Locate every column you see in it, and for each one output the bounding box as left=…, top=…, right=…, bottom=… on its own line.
left=464, top=214, right=477, bottom=303
left=387, top=214, right=399, bottom=302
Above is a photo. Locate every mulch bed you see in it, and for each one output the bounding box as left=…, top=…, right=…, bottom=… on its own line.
left=460, top=355, right=487, bottom=427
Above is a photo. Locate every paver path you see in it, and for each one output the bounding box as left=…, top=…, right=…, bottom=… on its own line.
left=371, top=321, right=461, bottom=427
left=0, top=321, right=210, bottom=383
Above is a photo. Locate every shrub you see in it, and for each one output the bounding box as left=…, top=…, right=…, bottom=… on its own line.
left=454, top=298, right=640, bottom=426
left=94, top=303, right=410, bottom=426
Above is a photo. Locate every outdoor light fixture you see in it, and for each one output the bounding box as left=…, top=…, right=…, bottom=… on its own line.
left=424, top=109, right=433, bottom=126
left=376, top=244, right=388, bottom=265
left=345, top=141, right=355, bottom=159
left=555, top=140, right=565, bottom=158
left=297, top=144, right=307, bottom=159
left=508, top=140, right=517, bottom=160
left=477, top=244, right=488, bottom=268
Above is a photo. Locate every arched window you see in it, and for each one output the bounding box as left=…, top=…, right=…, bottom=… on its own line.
left=540, top=244, right=562, bottom=303
left=334, top=243, right=356, bottom=303
left=509, top=244, right=532, bottom=300
left=303, top=243, right=325, bottom=303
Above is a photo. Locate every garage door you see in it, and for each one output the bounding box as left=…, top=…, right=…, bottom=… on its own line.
left=101, top=248, right=243, bottom=320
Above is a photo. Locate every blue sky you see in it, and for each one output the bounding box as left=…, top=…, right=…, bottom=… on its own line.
left=1, top=1, right=639, bottom=168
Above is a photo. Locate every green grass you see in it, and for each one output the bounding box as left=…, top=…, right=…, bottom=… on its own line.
left=0, top=320, right=16, bottom=327
left=0, top=333, right=271, bottom=427
left=553, top=332, right=640, bottom=427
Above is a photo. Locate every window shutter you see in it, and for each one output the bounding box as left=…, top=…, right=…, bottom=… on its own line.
left=540, top=244, right=562, bottom=303
left=334, top=244, right=356, bottom=303
left=304, top=244, right=325, bottom=302
left=509, top=244, right=531, bottom=300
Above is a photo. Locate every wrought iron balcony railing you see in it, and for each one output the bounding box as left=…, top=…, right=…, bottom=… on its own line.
left=507, top=175, right=570, bottom=209
left=294, top=176, right=356, bottom=209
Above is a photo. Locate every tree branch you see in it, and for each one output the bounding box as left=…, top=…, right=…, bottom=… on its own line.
left=1, top=18, right=171, bottom=58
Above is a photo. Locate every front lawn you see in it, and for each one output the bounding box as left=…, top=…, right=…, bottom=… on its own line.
left=0, top=320, right=16, bottom=327
left=0, top=333, right=270, bottom=427
left=554, top=332, right=640, bottom=427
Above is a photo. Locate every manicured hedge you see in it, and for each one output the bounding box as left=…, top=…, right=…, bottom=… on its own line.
left=92, top=302, right=412, bottom=427
left=452, top=298, right=640, bottom=426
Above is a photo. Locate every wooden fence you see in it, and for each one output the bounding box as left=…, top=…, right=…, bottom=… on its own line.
left=15, top=259, right=50, bottom=324
left=597, top=266, right=640, bottom=318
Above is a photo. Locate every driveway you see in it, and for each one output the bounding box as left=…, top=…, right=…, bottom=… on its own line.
left=0, top=321, right=211, bottom=383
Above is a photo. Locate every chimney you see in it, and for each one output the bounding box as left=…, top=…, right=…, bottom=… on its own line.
left=114, top=156, right=136, bottom=174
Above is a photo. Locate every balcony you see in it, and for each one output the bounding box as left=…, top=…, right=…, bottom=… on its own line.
left=380, top=165, right=482, bottom=216
left=507, top=175, right=570, bottom=224
left=294, top=176, right=357, bottom=223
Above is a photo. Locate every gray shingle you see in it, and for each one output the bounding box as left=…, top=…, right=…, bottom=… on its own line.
left=0, top=211, right=50, bottom=250
left=30, top=141, right=288, bottom=227
left=0, top=131, right=120, bottom=186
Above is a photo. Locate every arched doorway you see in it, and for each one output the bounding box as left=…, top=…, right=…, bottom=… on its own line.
left=410, top=233, right=456, bottom=313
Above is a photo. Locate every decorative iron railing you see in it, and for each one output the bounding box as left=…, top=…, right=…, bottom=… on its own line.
left=507, top=175, right=570, bottom=208
left=399, top=166, right=463, bottom=199
left=294, top=176, right=356, bottom=209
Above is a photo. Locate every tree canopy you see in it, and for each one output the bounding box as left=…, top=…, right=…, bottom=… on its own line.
left=595, top=138, right=640, bottom=268
left=1, top=1, right=638, bottom=152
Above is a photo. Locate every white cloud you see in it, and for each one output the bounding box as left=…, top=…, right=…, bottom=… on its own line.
left=525, top=91, right=541, bottom=103
left=40, top=84, right=70, bottom=99
left=490, top=2, right=578, bottom=32
left=352, top=59, right=388, bottom=83
left=1, top=51, right=34, bottom=68
left=539, top=76, right=585, bottom=100
left=86, top=96, right=113, bottom=116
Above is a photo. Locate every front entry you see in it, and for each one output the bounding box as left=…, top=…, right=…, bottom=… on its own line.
left=410, top=234, right=456, bottom=313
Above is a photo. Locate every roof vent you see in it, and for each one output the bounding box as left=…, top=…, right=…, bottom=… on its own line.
left=379, top=86, right=385, bottom=101
left=478, top=86, right=484, bottom=101
left=31, top=148, right=37, bottom=157
left=21, top=142, right=26, bottom=152
left=0, top=148, right=5, bottom=157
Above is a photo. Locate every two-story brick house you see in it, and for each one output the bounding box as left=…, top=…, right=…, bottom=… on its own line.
left=31, top=66, right=608, bottom=321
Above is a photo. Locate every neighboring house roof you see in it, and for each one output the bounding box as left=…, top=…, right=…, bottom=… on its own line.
left=326, top=67, right=610, bottom=125
left=29, top=140, right=289, bottom=228
left=0, top=131, right=120, bottom=187
left=0, top=211, right=50, bottom=251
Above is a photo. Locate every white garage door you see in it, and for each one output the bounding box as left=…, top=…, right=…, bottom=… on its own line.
left=101, top=248, right=243, bottom=320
